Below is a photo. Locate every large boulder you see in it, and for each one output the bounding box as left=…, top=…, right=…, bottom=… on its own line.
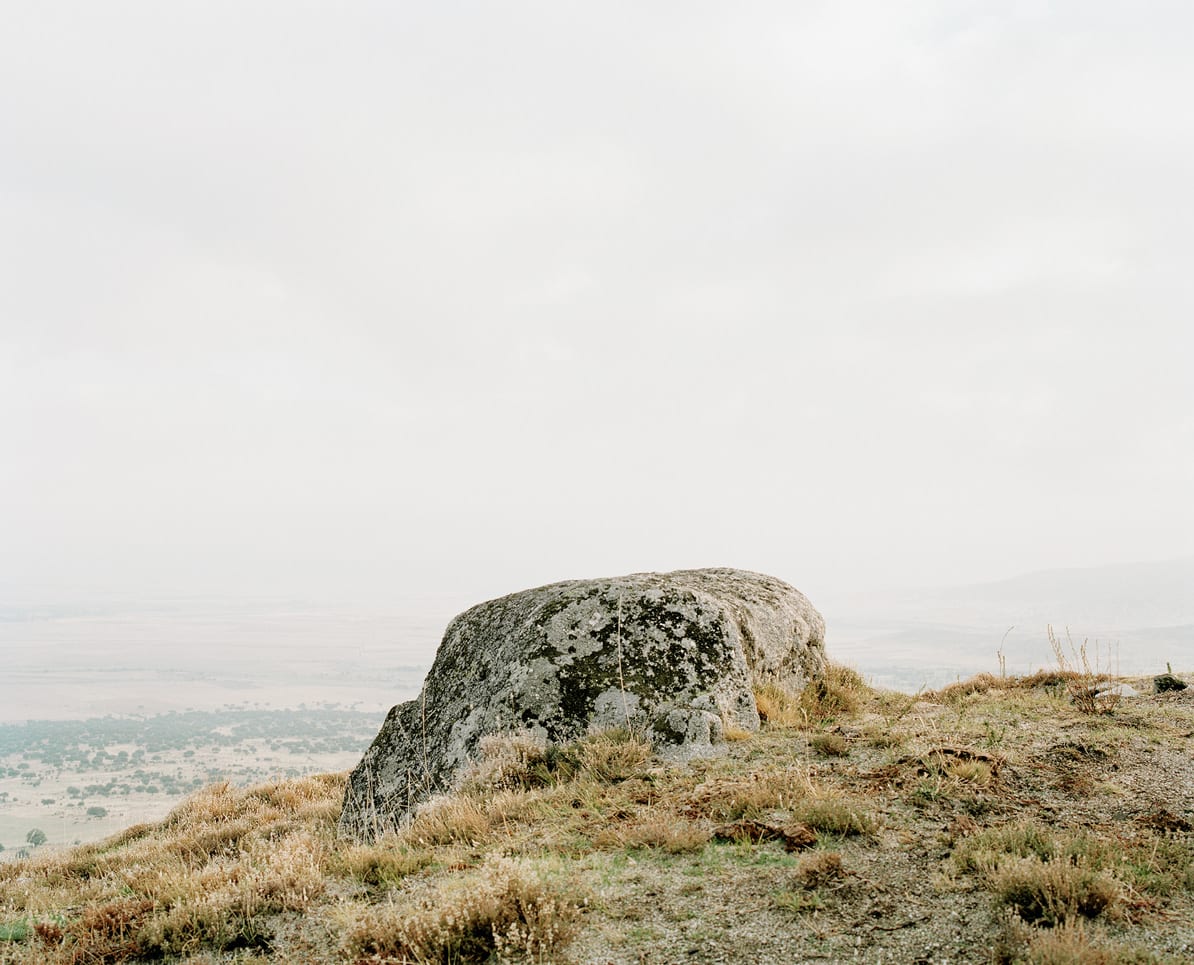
left=338, top=568, right=826, bottom=838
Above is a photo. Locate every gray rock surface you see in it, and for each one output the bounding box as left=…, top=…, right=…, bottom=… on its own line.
left=338, top=568, right=826, bottom=838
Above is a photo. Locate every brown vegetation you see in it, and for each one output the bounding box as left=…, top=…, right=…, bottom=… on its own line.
left=1, top=662, right=1192, bottom=963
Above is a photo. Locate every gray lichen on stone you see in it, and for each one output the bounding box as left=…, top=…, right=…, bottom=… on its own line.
left=338, top=567, right=826, bottom=839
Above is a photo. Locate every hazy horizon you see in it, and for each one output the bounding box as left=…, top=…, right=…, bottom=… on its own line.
left=3, top=554, right=1190, bottom=719
left=5, top=3, right=1192, bottom=612
left=3, top=551, right=1193, bottom=612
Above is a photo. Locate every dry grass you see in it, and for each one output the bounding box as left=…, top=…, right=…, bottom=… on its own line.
left=342, top=854, right=583, bottom=964
left=754, top=682, right=803, bottom=727
left=793, top=850, right=845, bottom=888
left=906, top=630, right=1135, bottom=725
left=1048, top=625, right=1120, bottom=715
left=810, top=732, right=849, bottom=757
left=404, top=793, right=496, bottom=847
left=995, top=917, right=1177, bottom=964
left=560, top=728, right=654, bottom=783
left=925, top=669, right=1088, bottom=705
left=591, top=811, right=710, bottom=853
left=0, top=776, right=339, bottom=963
left=457, top=731, right=551, bottom=793
left=453, top=727, right=654, bottom=797
left=755, top=663, right=868, bottom=729
left=686, top=767, right=815, bottom=822
left=325, top=835, right=433, bottom=888
left=2, top=658, right=1191, bottom=964
left=793, top=793, right=879, bottom=838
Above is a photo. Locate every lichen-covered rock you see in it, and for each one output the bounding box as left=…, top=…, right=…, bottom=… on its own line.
left=338, top=568, right=826, bottom=838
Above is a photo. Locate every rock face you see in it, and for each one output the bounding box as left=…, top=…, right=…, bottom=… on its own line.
left=338, top=568, right=826, bottom=838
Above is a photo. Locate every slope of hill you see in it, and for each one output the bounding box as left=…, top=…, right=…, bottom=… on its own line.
left=1, top=667, right=1192, bottom=964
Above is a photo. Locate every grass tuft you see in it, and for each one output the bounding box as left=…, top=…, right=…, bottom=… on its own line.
left=343, top=854, right=582, bottom=964
left=989, top=856, right=1121, bottom=926
left=794, top=794, right=879, bottom=838
left=810, top=733, right=849, bottom=757
left=756, top=664, right=867, bottom=729
left=794, top=850, right=845, bottom=888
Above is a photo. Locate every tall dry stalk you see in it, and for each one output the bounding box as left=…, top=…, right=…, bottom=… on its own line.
left=616, top=595, right=631, bottom=730
left=1047, top=625, right=1120, bottom=714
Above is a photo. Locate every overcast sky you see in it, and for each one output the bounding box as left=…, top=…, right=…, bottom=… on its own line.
left=3, top=2, right=1192, bottom=608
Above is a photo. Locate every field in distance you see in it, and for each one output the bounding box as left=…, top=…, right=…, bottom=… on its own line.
left=0, top=705, right=384, bottom=857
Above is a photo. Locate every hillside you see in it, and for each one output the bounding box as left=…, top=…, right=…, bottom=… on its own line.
left=1, top=666, right=1192, bottom=964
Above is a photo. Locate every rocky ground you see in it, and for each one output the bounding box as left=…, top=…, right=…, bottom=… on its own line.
left=1, top=667, right=1191, bottom=964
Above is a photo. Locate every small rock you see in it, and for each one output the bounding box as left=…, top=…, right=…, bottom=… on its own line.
left=1154, top=673, right=1188, bottom=694
left=1096, top=683, right=1141, bottom=698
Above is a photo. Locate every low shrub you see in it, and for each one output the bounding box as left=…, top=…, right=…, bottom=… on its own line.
left=995, top=918, right=1170, bottom=965
left=954, top=821, right=1125, bottom=925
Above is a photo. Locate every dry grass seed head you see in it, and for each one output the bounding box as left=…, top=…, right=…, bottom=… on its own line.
left=240, top=829, right=326, bottom=912
left=1047, top=625, right=1120, bottom=715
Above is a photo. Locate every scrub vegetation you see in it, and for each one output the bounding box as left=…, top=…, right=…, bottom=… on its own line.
left=1, top=662, right=1192, bottom=963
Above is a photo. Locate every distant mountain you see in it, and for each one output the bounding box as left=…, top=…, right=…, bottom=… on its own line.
left=828, top=557, right=1194, bottom=631
left=820, top=557, right=1194, bottom=691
